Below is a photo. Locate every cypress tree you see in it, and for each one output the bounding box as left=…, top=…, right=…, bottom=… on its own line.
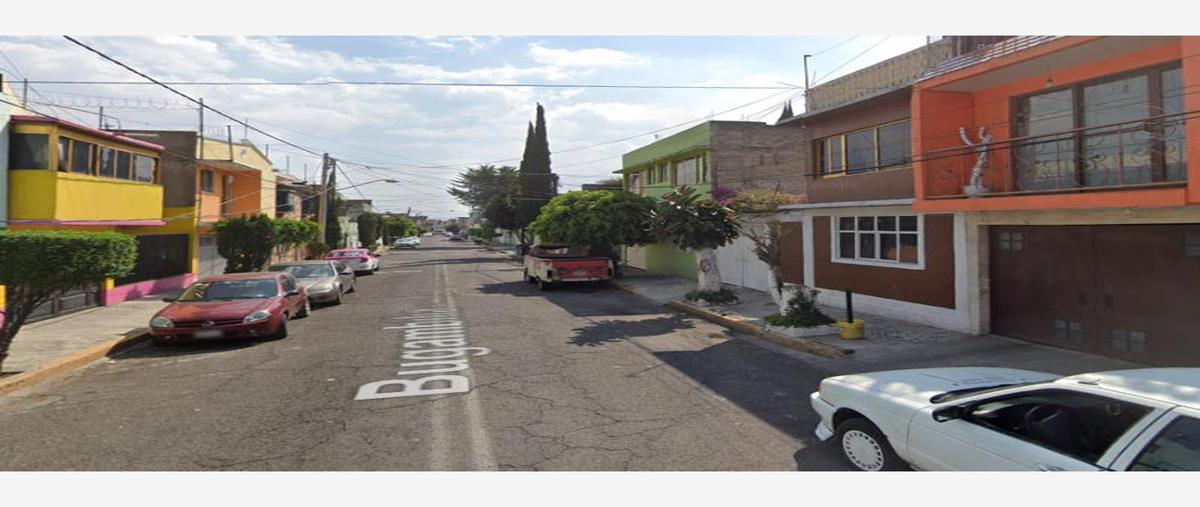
left=515, top=103, right=556, bottom=251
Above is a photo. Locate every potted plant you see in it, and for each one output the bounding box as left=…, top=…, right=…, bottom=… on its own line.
left=763, top=287, right=838, bottom=338
left=684, top=287, right=739, bottom=307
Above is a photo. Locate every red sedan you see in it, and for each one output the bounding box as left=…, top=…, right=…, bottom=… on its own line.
left=149, top=272, right=310, bottom=345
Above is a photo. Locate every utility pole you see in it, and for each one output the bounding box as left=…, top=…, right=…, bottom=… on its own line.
left=198, top=98, right=205, bottom=154
left=803, top=54, right=811, bottom=95
left=21, top=78, right=28, bottom=108
left=317, top=153, right=330, bottom=243
left=243, top=118, right=249, bottom=140
left=98, top=106, right=105, bottom=129
left=226, top=126, right=235, bottom=160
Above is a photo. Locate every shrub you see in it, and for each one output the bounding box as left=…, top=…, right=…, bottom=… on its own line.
left=213, top=214, right=276, bottom=273
left=0, top=230, right=138, bottom=369
left=274, top=219, right=320, bottom=247
left=764, top=287, right=835, bottom=327
left=684, top=287, right=738, bottom=305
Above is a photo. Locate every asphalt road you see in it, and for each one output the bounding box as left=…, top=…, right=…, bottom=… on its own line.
left=0, top=237, right=849, bottom=470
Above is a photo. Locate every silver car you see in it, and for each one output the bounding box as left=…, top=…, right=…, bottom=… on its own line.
left=267, top=260, right=355, bottom=305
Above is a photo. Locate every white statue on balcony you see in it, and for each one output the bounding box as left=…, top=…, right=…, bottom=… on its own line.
left=959, top=126, right=993, bottom=197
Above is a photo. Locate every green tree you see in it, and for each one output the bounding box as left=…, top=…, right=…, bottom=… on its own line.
left=515, top=103, right=556, bottom=251
left=444, top=223, right=461, bottom=234
left=381, top=215, right=417, bottom=243
left=214, top=214, right=277, bottom=273
left=0, top=230, right=137, bottom=369
left=357, top=212, right=383, bottom=247
left=447, top=164, right=519, bottom=209
left=650, top=186, right=741, bottom=292
left=530, top=190, right=656, bottom=269
left=483, top=194, right=517, bottom=231
left=273, top=219, right=320, bottom=248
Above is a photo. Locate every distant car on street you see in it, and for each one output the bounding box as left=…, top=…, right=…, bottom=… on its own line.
left=268, top=260, right=355, bottom=305
left=811, top=367, right=1200, bottom=471
left=394, top=236, right=420, bottom=249
left=448, top=234, right=464, bottom=241
left=148, top=272, right=309, bottom=345
left=323, top=248, right=379, bottom=274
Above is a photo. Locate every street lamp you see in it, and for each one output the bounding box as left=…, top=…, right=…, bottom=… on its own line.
left=336, top=178, right=399, bottom=191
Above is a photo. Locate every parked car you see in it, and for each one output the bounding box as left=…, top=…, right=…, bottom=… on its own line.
left=810, top=367, right=1200, bottom=471
left=268, top=260, right=355, bottom=305
left=394, top=236, right=420, bottom=249
left=523, top=244, right=613, bottom=290
left=448, top=234, right=463, bottom=241
left=323, top=248, right=379, bottom=274
left=148, top=272, right=309, bottom=345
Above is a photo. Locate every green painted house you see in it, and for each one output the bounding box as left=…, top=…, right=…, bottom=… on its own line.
left=617, top=123, right=714, bottom=280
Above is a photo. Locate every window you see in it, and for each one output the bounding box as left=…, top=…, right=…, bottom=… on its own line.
left=834, top=215, right=921, bottom=267
left=201, top=169, right=216, bottom=192
left=629, top=173, right=642, bottom=194
left=133, top=155, right=157, bottom=183
left=997, top=231, right=1024, bottom=251
left=676, top=157, right=700, bottom=185
left=57, top=137, right=71, bottom=172
left=281, top=275, right=297, bottom=293
left=116, top=151, right=132, bottom=180
left=818, top=120, right=911, bottom=176
left=1129, top=416, right=1200, bottom=471
left=8, top=133, right=50, bottom=169
left=69, top=139, right=95, bottom=174
left=967, top=389, right=1152, bottom=464
left=1014, top=64, right=1185, bottom=190
left=98, top=147, right=116, bottom=178
left=699, top=154, right=709, bottom=182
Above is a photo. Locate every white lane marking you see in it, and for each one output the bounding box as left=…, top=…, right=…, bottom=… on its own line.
left=440, top=262, right=498, bottom=470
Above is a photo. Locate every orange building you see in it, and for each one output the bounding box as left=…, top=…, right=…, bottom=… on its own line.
left=911, top=36, right=1200, bottom=365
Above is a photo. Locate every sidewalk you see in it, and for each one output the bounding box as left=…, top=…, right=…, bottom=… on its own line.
left=2, top=293, right=171, bottom=374
left=614, top=269, right=1141, bottom=376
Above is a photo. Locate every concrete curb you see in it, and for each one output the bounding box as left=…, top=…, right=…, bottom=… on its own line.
left=663, top=300, right=848, bottom=360
left=0, top=329, right=151, bottom=397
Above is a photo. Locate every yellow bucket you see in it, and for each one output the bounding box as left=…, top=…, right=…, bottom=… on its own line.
left=838, top=319, right=865, bottom=340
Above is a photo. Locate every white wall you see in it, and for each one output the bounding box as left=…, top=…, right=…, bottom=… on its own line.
left=716, top=232, right=771, bottom=292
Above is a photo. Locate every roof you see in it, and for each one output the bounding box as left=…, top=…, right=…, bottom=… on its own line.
left=10, top=114, right=166, bottom=152
left=919, top=36, right=1061, bottom=83
left=200, top=272, right=284, bottom=282
left=1058, top=368, right=1200, bottom=409
left=270, top=260, right=335, bottom=266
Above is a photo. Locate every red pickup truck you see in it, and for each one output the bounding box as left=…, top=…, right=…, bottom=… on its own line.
left=523, top=244, right=614, bottom=290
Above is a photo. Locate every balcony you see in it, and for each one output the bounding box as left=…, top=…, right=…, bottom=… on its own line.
left=923, top=113, right=1188, bottom=200
left=8, top=170, right=164, bottom=225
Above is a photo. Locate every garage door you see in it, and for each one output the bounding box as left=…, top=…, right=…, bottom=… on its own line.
left=990, top=224, right=1200, bottom=366
left=716, top=235, right=771, bottom=292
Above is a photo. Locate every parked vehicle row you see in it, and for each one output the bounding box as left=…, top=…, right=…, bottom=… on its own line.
left=147, top=249, right=383, bottom=346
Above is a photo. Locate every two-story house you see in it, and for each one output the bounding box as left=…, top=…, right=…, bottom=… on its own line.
left=912, top=36, right=1200, bottom=365
left=4, top=115, right=174, bottom=318
left=771, top=36, right=1006, bottom=332
left=618, top=120, right=805, bottom=286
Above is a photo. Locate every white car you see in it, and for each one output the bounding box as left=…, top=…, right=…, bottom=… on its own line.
left=393, top=236, right=420, bottom=249
left=810, top=367, right=1200, bottom=471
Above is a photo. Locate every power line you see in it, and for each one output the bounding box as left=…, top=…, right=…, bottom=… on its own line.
left=813, top=36, right=893, bottom=86
left=809, top=36, right=862, bottom=57
left=23, top=79, right=798, bottom=91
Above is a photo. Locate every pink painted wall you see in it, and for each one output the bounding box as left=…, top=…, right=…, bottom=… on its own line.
left=103, top=273, right=196, bottom=306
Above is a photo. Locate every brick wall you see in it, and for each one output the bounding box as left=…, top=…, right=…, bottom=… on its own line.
left=806, top=39, right=953, bottom=114
left=709, top=121, right=808, bottom=195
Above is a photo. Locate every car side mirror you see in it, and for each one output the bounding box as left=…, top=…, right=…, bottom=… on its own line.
left=340, top=269, right=354, bottom=275
left=932, top=405, right=966, bottom=423
left=286, top=289, right=301, bottom=296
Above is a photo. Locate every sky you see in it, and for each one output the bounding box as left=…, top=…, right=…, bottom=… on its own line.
left=0, top=35, right=931, bottom=218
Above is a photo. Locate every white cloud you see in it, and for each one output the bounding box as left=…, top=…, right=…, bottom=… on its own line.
left=527, top=43, right=649, bottom=67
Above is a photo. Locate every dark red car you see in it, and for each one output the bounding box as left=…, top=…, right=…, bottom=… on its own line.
left=149, top=272, right=309, bottom=345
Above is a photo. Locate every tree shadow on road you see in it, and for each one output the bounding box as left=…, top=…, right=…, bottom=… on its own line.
left=652, top=339, right=849, bottom=470
left=477, top=280, right=664, bottom=318
left=567, top=315, right=696, bottom=347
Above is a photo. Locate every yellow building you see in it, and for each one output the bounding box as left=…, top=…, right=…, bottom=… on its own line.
left=3, top=115, right=185, bottom=318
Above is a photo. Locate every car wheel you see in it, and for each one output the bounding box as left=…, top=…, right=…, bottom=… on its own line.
left=332, top=289, right=343, bottom=306
left=297, top=299, right=311, bottom=318
left=836, top=418, right=906, bottom=471
left=346, top=282, right=356, bottom=294
left=523, top=269, right=534, bottom=284
left=537, top=278, right=552, bottom=291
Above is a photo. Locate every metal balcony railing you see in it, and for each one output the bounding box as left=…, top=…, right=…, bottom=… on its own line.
left=924, top=112, right=1190, bottom=198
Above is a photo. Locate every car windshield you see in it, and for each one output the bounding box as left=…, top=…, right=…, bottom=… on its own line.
left=270, top=264, right=334, bottom=278
left=329, top=251, right=364, bottom=258
left=929, top=380, right=1052, bottom=404
left=177, top=279, right=279, bottom=301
